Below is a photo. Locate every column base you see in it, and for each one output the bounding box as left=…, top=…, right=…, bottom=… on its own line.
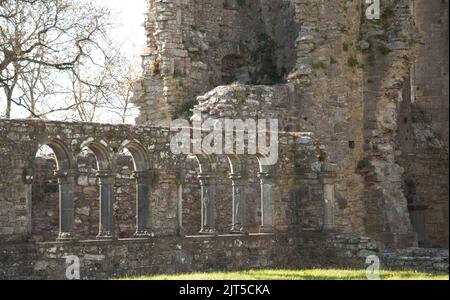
left=230, top=225, right=246, bottom=235
left=96, top=231, right=114, bottom=240
left=199, top=228, right=217, bottom=235
left=134, top=230, right=154, bottom=239
left=57, top=232, right=77, bottom=242
left=259, top=225, right=275, bottom=234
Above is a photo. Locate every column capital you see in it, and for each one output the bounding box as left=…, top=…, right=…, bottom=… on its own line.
left=319, top=163, right=338, bottom=182
left=132, top=170, right=154, bottom=182
left=57, top=232, right=77, bottom=242
left=97, top=231, right=114, bottom=240
left=198, top=173, right=216, bottom=185
left=22, top=168, right=34, bottom=184
left=229, top=173, right=246, bottom=186
left=95, top=170, right=116, bottom=178
left=96, top=171, right=115, bottom=180
left=55, top=170, right=77, bottom=184
left=23, top=175, right=34, bottom=185
left=258, top=172, right=273, bottom=181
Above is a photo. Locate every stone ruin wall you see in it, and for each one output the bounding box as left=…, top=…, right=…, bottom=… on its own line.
left=133, top=0, right=449, bottom=249
left=0, top=119, right=329, bottom=242
left=0, top=0, right=448, bottom=280
left=133, top=0, right=299, bottom=125
left=396, top=0, right=449, bottom=248
left=31, top=155, right=137, bottom=242
left=30, top=153, right=285, bottom=241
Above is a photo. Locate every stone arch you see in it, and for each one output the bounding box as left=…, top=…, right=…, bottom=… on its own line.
left=194, top=154, right=214, bottom=174
left=118, top=140, right=150, bottom=172
left=33, top=138, right=75, bottom=172
left=226, top=154, right=244, bottom=175
left=80, top=138, right=112, bottom=171
left=214, top=41, right=242, bottom=63
left=80, top=138, right=114, bottom=239
left=31, top=138, right=77, bottom=242
left=118, top=140, right=153, bottom=238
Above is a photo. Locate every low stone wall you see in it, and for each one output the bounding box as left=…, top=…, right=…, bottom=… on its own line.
left=381, top=248, right=449, bottom=274
left=0, top=234, right=295, bottom=280
left=1, top=232, right=447, bottom=279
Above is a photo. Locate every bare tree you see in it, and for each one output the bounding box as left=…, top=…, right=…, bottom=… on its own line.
left=0, top=0, right=114, bottom=118
left=104, top=54, right=140, bottom=124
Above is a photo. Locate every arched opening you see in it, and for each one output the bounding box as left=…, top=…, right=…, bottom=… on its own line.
left=80, top=139, right=114, bottom=240
left=31, top=139, right=76, bottom=242
left=32, top=145, right=59, bottom=242
left=117, top=141, right=152, bottom=238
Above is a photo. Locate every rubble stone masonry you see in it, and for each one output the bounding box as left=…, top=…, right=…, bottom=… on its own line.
left=0, top=0, right=448, bottom=279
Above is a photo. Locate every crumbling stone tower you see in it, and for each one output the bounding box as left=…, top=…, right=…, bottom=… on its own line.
left=0, top=0, right=448, bottom=280
left=133, top=0, right=449, bottom=249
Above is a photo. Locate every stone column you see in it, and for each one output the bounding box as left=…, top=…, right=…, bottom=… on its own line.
left=198, top=174, right=216, bottom=234
left=229, top=173, right=246, bottom=234
left=23, top=169, right=34, bottom=239
left=133, top=171, right=153, bottom=238
left=176, top=170, right=186, bottom=237
left=323, top=181, right=335, bottom=231
left=55, top=170, right=77, bottom=241
left=96, top=171, right=115, bottom=240
left=320, top=164, right=337, bottom=231
left=258, top=172, right=274, bottom=233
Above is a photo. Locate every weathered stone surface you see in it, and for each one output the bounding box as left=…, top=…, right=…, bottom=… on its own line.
left=0, top=0, right=448, bottom=280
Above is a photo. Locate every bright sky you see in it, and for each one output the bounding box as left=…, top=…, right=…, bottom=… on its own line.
left=0, top=0, right=147, bottom=122
left=95, top=0, right=147, bottom=59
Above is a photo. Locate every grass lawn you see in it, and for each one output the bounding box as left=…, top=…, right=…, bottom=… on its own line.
left=123, top=269, right=449, bottom=280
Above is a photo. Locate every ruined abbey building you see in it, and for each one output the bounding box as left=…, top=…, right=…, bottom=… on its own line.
left=0, top=0, right=448, bottom=279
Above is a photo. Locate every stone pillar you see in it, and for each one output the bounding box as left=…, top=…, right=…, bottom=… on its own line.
left=198, top=174, right=216, bottom=234
left=258, top=172, right=274, bottom=233
left=229, top=174, right=246, bottom=234
left=96, top=171, right=115, bottom=240
left=176, top=170, right=186, bottom=237
left=23, top=169, right=34, bottom=239
left=323, top=181, right=335, bottom=231
left=320, top=164, right=337, bottom=231
left=55, top=170, right=77, bottom=241
left=133, top=171, right=153, bottom=238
